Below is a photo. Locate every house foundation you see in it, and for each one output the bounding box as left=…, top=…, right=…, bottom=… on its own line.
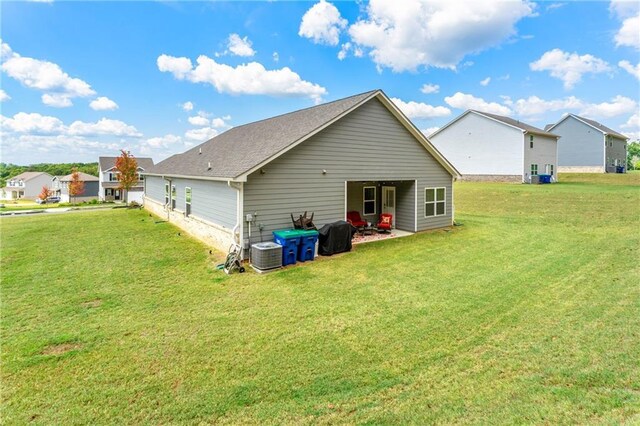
left=144, top=197, right=235, bottom=254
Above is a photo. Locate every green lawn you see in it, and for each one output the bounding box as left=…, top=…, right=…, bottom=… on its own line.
left=2, top=174, right=639, bottom=424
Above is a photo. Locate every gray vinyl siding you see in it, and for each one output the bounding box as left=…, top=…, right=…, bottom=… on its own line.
left=145, top=176, right=165, bottom=204
left=145, top=176, right=237, bottom=228
left=554, top=116, right=603, bottom=167
left=243, top=98, right=452, bottom=244
left=395, top=181, right=415, bottom=231
left=61, top=181, right=99, bottom=198
left=429, top=113, right=523, bottom=176
left=523, top=133, right=558, bottom=179
left=605, top=136, right=627, bottom=172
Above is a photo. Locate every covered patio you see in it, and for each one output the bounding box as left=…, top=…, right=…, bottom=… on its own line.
left=345, top=180, right=417, bottom=234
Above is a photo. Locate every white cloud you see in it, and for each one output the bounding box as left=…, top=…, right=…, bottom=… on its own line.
left=1, top=39, right=96, bottom=106
left=299, top=0, right=347, bottom=46
left=619, top=60, right=640, bottom=79
left=188, top=115, right=210, bottom=126
left=157, top=54, right=327, bottom=103
left=347, top=0, right=535, bottom=71
left=512, top=95, right=584, bottom=117
left=41, top=93, right=72, bottom=107
left=272, top=52, right=279, bottom=62
left=610, top=0, right=639, bottom=19
left=480, top=77, right=491, bottom=86
left=90, top=96, right=118, bottom=111
left=420, top=83, right=439, bottom=94
left=615, top=15, right=640, bottom=50
left=579, top=95, right=637, bottom=119
left=0, top=89, right=10, bottom=102
left=68, top=118, right=142, bottom=137
left=530, top=48, right=612, bottom=89
left=611, top=1, right=640, bottom=50
left=185, top=127, right=219, bottom=141
left=227, top=34, right=256, bottom=57
left=621, top=111, right=639, bottom=130
left=1, top=112, right=141, bottom=138
left=337, top=42, right=363, bottom=60
left=510, top=94, right=637, bottom=120
left=0, top=133, right=121, bottom=164
left=546, top=3, right=567, bottom=11
left=338, top=42, right=351, bottom=60
left=444, top=92, right=512, bottom=115
left=422, top=127, right=440, bottom=136
left=390, top=97, right=451, bottom=119
left=181, top=101, right=194, bottom=112
left=1, top=112, right=65, bottom=134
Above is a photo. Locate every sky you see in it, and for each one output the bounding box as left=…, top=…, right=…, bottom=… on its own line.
left=1, top=0, right=639, bottom=165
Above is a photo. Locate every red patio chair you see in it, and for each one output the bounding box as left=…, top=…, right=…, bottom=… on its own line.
left=346, top=211, right=367, bottom=229
left=377, top=213, right=392, bottom=233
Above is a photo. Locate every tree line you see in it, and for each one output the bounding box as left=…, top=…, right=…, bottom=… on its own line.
left=0, top=162, right=99, bottom=188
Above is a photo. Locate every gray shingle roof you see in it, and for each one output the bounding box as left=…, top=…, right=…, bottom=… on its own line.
left=8, top=171, right=52, bottom=181
left=568, top=114, right=628, bottom=139
left=146, top=90, right=380, bottom=180
left=99, top=156, right=154, bottom=172
left=60, top=172, right=99, bottom=182
left=472, top=110, right=558, bottom=137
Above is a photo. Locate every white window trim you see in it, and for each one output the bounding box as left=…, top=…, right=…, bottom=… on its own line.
left=185, top=187, right=192, bottom=205
left=363, top=186, right=376, bottom=216
left=531, top=164, right=538, bottom=175
left=424, top=187, right=446, bottom=218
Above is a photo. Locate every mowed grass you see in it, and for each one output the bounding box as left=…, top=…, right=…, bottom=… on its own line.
left=1, top=174, right=639, bottom=424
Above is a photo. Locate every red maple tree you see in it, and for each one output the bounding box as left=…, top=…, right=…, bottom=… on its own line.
left=68, top=168, right=85, bottom=204
left=37, top=185, right=51, bottom=201
left=114, top=150, right=139, bottom=204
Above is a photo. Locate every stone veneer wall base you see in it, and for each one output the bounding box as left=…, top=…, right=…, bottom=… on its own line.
left=144, top=197, right=235, bottom=254
left=558, top=166, right=605, bottom=173
left=459, top=174, right=522, bottom=183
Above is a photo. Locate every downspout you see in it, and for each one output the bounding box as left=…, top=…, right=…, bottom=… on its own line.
left=228, top=181, right=243, bottom=249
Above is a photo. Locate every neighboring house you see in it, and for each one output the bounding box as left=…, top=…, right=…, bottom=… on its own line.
left=98, top=156, right=154, bottom=203
left=1, top=172, right=54, bottom=200
left=429, top=110, right=559, bottom=183
left=143, top=89, right=459, bottom=256
left=52, top=172, right=100, bottom=203
left=545, top=114, right=628, bottom=173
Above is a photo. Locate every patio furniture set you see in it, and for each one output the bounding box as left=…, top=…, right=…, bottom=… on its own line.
left=346, top=211, right=392, bottom=236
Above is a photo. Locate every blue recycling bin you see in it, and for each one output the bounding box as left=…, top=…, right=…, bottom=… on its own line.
left=297, top=229, right=319, bottom=262
left=273, top=230, right=302, bottom=266
left=538, top=174, right=552, bottom=184
left=616, top=166, right=625, bottom=173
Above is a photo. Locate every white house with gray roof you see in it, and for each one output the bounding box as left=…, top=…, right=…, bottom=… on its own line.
left=98, top=156, right=154, bottom=203
left=143, top=90, right=459, bottom=256
left=1, top=172, right=53, bottom=200
left=429, top=110, right=559, bottom=183
left=545, top=114, right=628, bottom=173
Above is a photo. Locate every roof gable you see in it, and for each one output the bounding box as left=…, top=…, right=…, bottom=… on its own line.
left=430, top=110, right=558, bottom=138
left=548, top=114, right=628, bottom=140
left=8, top=171, right=52, bottom=181
left=60, top=172, right=99, bottom=182
left=99, top=156, right=154, bottom=172
left=147, top=90, right=458, bottom=180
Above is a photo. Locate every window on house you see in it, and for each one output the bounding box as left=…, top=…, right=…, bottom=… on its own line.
left=171, top=185, right=176, bottom=209
left=545, top=164, right=553, bottom=175
left=531, top=164, right=538, bottom=175
left=185, top=187, right=192, bottom=216
left=425, top=187, right=446, bottom=217
left=164, top=182, right=170, bottom=205
left=529, top=135, right=534, bottom=148
left=363, top=186, right=376, bottom=215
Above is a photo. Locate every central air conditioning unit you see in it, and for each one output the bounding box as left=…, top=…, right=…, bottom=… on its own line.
left=251, top=242, right=282, bottom=271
